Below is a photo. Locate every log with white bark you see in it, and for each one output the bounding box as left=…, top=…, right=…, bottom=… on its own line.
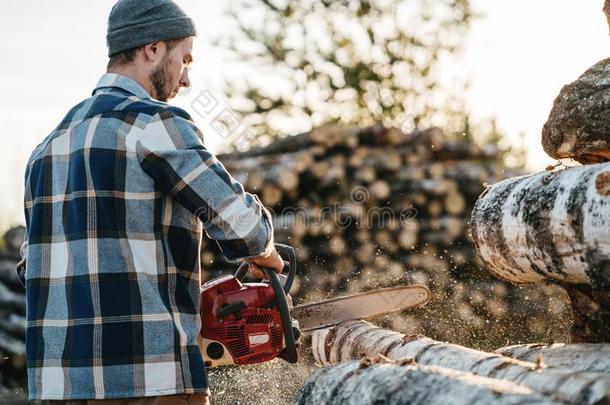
left=470, top=163, right=610, bottom=286
left=295, top=356, right=568, bottom=405
left=496, top=343, right=610, bottom=374
left=312, top=321, right=610, bottom=404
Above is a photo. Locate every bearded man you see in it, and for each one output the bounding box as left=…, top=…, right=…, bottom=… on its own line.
left=18, top=1, right=283, bottom=403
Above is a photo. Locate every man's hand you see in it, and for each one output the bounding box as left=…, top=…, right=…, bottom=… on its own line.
left=246, top=245, right=284, bottom=279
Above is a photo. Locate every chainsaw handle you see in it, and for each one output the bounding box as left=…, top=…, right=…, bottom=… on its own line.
left=264, top=267, right=298, bottom=364
left=234, top=243, right=296, bottom=295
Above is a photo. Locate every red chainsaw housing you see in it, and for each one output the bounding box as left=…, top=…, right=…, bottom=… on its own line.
left=200, top=275, right=285, bottom=366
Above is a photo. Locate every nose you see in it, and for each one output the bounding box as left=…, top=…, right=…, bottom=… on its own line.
left=179, top=68, right=190, bottom=89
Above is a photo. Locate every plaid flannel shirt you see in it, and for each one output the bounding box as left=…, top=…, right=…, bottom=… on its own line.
left=18, top=73, right=273, bottom=400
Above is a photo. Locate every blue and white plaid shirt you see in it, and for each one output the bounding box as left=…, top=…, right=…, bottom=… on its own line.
left=18, top=73, right=273, bottom=400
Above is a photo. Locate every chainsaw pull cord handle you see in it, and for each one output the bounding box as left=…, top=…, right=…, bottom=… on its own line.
left=264, top=267, right=298, bottom=364
left=233, top=243, right=296, bottom=295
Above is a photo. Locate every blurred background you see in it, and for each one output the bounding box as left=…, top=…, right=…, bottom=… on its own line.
left=1, top=0, right=609, bottom=231
left=1, top=1, right=609, bottom=403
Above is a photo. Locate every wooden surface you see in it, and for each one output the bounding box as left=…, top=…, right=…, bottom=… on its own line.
left=296, top=356, right=569, bottom=405
left=311, top=320, right=610, bottom=404
left=496, top=342, right=610, bottom=374
left=471, top=163, right=610, bottom=286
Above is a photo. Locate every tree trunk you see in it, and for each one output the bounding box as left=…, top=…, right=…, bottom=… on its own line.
left=470, top=163, right=610, bottom=286
left=496, top=342, right=610, bottom=374
left=312, top=321, right=610, bottom=404
left=295, top=356, right=568, bottom=405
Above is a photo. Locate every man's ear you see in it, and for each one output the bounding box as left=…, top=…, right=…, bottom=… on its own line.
left=142, top=41, right=165, bottom=62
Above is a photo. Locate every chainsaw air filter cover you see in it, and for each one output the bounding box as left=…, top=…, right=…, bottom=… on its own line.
left=199, top=245, right=299, bottom=368
left=199, top=275, right=286, bottom=366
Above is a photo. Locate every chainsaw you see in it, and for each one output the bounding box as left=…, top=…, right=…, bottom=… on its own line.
left=199, top=244, right=430, bottom=367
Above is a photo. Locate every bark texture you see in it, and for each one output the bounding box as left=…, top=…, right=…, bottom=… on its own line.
left=542, top=58, right=610, bottom=164
left=496, top=342, right=610, bottom=374
left=311, top=321, right=610, bottom=404
left=470, top=163, right=610, bottom=287
left=295, top=356, right=569, bottom=405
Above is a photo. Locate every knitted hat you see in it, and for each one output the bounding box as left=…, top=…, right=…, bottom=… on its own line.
left=107, top=0, right=197, bottom=57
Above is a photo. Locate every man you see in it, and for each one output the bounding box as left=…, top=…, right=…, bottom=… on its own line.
left=17, top=0, right=284, bottom=403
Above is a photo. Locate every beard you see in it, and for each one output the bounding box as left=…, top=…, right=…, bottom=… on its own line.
left=150, top=56, right=174, bottom=102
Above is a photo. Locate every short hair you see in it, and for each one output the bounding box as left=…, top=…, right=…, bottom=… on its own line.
left=107, top=38, right=183, bottom=69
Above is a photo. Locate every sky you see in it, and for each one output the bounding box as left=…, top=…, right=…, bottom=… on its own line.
left=0, top=0, right=609, bottom=229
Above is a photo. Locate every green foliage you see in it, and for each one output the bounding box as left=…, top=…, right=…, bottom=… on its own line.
left=218, top=0, right=475, bottom=148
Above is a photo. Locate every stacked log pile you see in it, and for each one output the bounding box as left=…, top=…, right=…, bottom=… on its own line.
left=208, top=124, right=571, bottom=347
left=0, top=226, right=26, bottom=396
left=298, top=320, right=610, bottom=404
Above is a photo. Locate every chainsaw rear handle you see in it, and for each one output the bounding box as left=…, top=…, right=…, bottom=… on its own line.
left=234, top=243, right=296, bottom=295
left=233, top=244, right=298, bottom=364
left=263, top=267, right=298, bottom=363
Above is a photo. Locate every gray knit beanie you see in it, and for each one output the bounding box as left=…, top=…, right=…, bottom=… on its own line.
left=107, top=0, right=197, bottom=57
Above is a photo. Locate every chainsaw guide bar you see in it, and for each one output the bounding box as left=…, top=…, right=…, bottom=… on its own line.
left=200, top=244, right=431, bottom=367
left=292, top=285, right=430, bottom=332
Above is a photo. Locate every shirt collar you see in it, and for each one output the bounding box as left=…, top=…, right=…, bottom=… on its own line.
left=92, top=73, right=152, bottom=99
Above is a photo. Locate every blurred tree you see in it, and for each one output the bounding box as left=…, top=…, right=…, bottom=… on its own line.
left=217, top=0, right=475, bottom=149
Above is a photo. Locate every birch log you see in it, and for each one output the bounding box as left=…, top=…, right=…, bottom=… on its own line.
left=542, top=58, right=610, bottom=164
left=312, top=321, right=610, bottom=404
left=470, top=163, right=610, bottom=286
left=496, top=343, right=610, bottom=374
left=295, top=356, right=568, bottom=405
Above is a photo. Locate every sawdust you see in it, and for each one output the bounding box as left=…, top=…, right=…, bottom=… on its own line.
left=207, top=339, right=318, bottom=405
